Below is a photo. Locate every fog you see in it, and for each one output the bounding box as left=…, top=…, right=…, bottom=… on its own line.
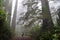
left=11, top=0, right=60, bottom=35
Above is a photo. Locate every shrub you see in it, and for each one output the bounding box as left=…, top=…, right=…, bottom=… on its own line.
left=0, top=9, right=13, bottom=40
left=29, top=25, right=60, bottom=40
left=29, top=25, right=41, bottom=40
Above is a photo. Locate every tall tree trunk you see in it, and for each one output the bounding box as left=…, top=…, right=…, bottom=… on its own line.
left=57, top=8, right=60, bottom=26
left=56, top=8, right=60, bottom=40
left=8, top=0, right=12, bottom=25
left=41, top=0, right=54, bottom=32
left=40, top=0, right=54, bottom=39
left=11, top=0, right=18, bottom=30
left=2, top=0, right=12, bottom=26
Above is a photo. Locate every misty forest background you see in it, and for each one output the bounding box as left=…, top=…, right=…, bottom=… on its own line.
left=0, top=0, right=60, bottom=40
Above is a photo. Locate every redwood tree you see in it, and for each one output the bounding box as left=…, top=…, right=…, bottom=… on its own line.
left=40, top=0, right=54, bottom=39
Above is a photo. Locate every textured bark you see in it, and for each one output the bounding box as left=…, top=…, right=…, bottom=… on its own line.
left=41, top=0, right=54, bottom=32
left=57, top=8, right=60, bottom=26
left=11, top=0, right=18, bottom=30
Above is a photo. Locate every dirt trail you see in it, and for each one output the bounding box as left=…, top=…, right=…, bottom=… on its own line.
left=12, top=36, right=32, bottom=40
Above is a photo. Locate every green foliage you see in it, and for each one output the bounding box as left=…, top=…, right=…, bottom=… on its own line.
left=53, top=26, right=60, bottom=40
left=29, top=25, right=41, bottom=40
left=53, top=33, right=58, bottom=40
left=29, top=25, right=60, bottom=40
left=0, top=6, right=13, bottom=40
left=0, top=9, right=6, bottom=26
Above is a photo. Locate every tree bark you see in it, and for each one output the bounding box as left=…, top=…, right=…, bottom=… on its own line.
left=11, top=0, right=18, bottom=30
left=41, top=0, right=54, bottom=32
left=57, top=8, right=60, bottom=26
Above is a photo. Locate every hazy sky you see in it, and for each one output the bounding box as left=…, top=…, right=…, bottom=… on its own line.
left=17, top=0, right=60, bottom=13
left=12, top=0, right=60, bottom=34
left=11, top=0, right=60, bottom=22
left=12, top=0, right=60, bottom=14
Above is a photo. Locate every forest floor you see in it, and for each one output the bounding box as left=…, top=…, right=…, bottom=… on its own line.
left=12, top=36, right=32, bottom=40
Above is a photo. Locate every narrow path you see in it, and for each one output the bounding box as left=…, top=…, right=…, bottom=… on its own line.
left=12, top=36, right=32, bottom=40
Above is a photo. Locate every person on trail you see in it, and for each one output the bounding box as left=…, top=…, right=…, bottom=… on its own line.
left=22, top=33, right=24, bottom=37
